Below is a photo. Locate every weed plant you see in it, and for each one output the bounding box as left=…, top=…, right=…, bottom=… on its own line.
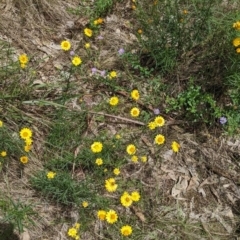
left=134, top=0, right=240, bottom=133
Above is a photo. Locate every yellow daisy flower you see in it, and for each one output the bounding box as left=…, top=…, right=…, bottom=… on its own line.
left=105, top=178, right=118, bottom=192
left=109, top=96, right=119, bottom=106
left=106, top=210, right=118, bottom=224
left=233, top=37, right=240, bottom=47
left=91, top=142, right=103, bottom=153
left=171, top=141, right=180, bottom=152
left=148, top=121, right=157, bottom=130
left=1, top=151, right=7, bottom=157
left=120, top=192, right=133, bottom=207
left=72, top=56, right=82, bottom=66
left=82, top=201, right=89, bottom=208
left=25, top=138, right=33, bottom=146
left=154, top=116, right=165, bottom=127
left=113, top=168, right=120, bottom=175
left=126, top=144, right=136, bottom=155
left=20, top=156, right=28, bottom=164
left=131, top=155, right=138, bottom=163
left=131, top=191, right=140, bottom=201
left=19, top=128, right=32, bottom=140
left=67, top=227, right=77, bottom=238
left=0, top=120, right=3, bottom=127
left=97, top=210, right=106, bottom=220
left=61, top=40, right=71, bottom=51
left=85, top=43, right=90, bottom=49
left=19, top=54, right=29, bottom=64
left=109, top=71, right=117, bottom=79
left=154, top=134, right=165, bottom=145
left=233, top=21, right=240, bottom=30
left=84, top=28, right=93, bottom=37
left=47, top=171, right=56, bottom=179
left=131, top=90, right=140, bottom=100
left=130, top=107, right=140, bottom=117
left=24, top=145, right=32, bottom=152
left=95, top=158, right=103, bottom=166
left=121, top=225, right=132, bottom=236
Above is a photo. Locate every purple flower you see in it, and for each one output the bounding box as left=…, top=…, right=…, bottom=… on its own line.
left=91, top=67, right=97, bottom=74
left=219, top=117, right=227, bottom=125
left=118, top=48, right=125, bottom=55
left=70, top=51, right=75, bottom=56
left=153, top=108, right=160, bottom=115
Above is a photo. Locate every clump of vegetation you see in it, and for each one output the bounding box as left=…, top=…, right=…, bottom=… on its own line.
left=0, top=0, right=240, bottom=239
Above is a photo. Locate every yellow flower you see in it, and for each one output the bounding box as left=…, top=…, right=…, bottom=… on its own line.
left=183, top=9, right=188, bottom=14
left=47, top=171, right=56, bottom=179
left=20, top=63, right=26, bottom=69
left=148, top=121, right=157, bottom=130
left=131, top=191, right=140, bottom=201
left=171, top=141, right=180, bottom=152
left=132, top=4, right=136, bottom=10
left=138, top=29, right=143, bottom=34
left=120, top=192, right=133, bottom=207
left=126, top=144, right=136, bottom=155
left=91, top=142, right=103, bottom=153
left=68, top=227, right=77, bottom=238
left=109, top=96, right=119, bottom=106
left=154, top=134, right=165, bottom=145
left=24, top=145, right=32, bottom=152
left=106, top=210, right=118, bottom=224
left=105, top=178, right=118, bottom=192
left=130, top=107, right=140, bottom=117
left=140, top=156, right=147, bottom=162
left=20, top=156, right=28, bottom=164
left=113, top=168, right=120, bottom=175
left=154, top=116, right=165, bottom=127
left=97, top=210, right=106, bottom=220
left=95, top=158, right=103, bottom=166
left=25, top=138, right=33, bottom=146
left=19, top=128, right=32, bottom=140
left=1, top=151, right=7, bottom=157
left=85, top=43, right=90, bottom=49
left=236, top=48, right=240, bottom=53
left=121, top=225, right=132, bottom=236
left=82, top=201, right=89, bottom=208
left=0, top=120, right=3, bottom=127
left=74, top=223, right=81, bottom=230
left=109, top=71, right=117, bottom=79
left=94, top=18, right=104, bottom=25
left=61, top=40, right=71, bottom=51
left=84, top=28, right=93, bottom=37
left=19, top=54, right=29, bottom=64
left=72, top=56, right=82, bottom=66
left=233, top=21, right=240, bottom=30
left=115, top=134, right=121, bottom=139
left=131, top=155, right=138, bottom=163
left=233, top=37, right=240, bottom=47
left=131, top=90, right=140, bottom=100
